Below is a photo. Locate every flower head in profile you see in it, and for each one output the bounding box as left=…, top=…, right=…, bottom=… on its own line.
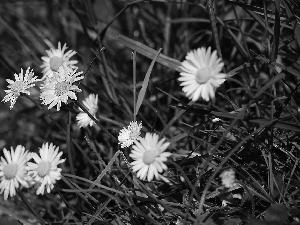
left=0, top=145, right=31, bottom=200
left=178, top=47, right=227, bottom=101
left=130, top=133, right=171, bottom=181
left=40, top=66, right=84, bottom=111
left=2, top=67, right=39, bottom=109
left=41, top=42, right=78, bottom=79
left=27, top=143, right=65, bottom=195
left=76, top=94, right=99, bottom=128
left=220, top=168, right=237, bottom=188
left=118, top=121, right=142, bottom=148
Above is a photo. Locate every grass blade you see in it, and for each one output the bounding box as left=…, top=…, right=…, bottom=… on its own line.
left=160, top=101, right=194, bottom=137
left=135, top=48, right=162, bottom=115
left=271, top=0, right=281, bottom=61
left=116, top=35, right=182, bottom=72
left=253, top=72, right=285, bottom=98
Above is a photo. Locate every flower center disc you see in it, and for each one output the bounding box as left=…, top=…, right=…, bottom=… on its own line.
left=143, top=150, right=156, bottom=165
left=54, top=81, right=71, bottom=97
left=50, top=56, right=63, bottom=72
left=37, top=161, right=51, bottom=177
left=196, top=67, right=211, bottom=84
left=3, top=163, right=18, bottom=179
left=11, top=81, right=26, bottom=93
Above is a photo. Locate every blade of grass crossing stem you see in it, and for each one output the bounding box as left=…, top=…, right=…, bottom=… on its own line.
left=64, top=173, right=123, bottom=195
left=85, top=135, right=107, bottom=169
left=169, top=133, right=188, bottom=145
left=248, top=117, right=300, bottom=132
left=254, top=72, right=285, bottom=98
left=284, top=0, right=300, bottom=47
left=64, top=179, right=98, bottom=204
left=217, top=18, right=249, bottom=59
left=89, top=150, right=121, bottom=189
left=61, top=175, right=95, bottom=207
left=271, top=0, right=281, bottom=61
left=160, top=101, right=194, bottom=137
left=135, top=48, right=162, bottom=115
left=116, top=35, right=182, bottom=72
left=133, top=51, right=137, bottom=120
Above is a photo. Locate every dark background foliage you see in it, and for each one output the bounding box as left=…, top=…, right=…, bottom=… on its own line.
left=0, top=0, right=300, bottom=224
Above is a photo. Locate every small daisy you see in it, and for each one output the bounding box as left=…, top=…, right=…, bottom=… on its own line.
left=76, top=94, right=99, bottom=128
left=130, top=133, right=171, bottom=181
left=40, top=66, right=84, bottom=111
left=27, top=143, right=65, bottom=195
left=2, top=67, right=39, bottom=109
left=118, top=121, right=142, bottom=148
left=40, top=42, right=78, bottom=79
left=178, top=47, right=227, bottom=101
left=220, top=168, right=237, bottom=188
left=0, top=145, right=31, bottom=200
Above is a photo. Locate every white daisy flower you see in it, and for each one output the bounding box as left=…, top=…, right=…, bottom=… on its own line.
left=76, top=94, right=99, bottom=128
left=130, top=133, right=171, bottom=181
left=118, top=121, right=142, bottom=148
left=178, top=47, right=227, bottom=101
left=40, top=42, right=78, bottom=79
left=2, top=67, right=39, bottom=110
left=40, top=66, right=84, bottom=111
left=0, top=145, right=31, bottom=200
left=220, top=168, right=237, bottom=188
left=27, top=143, right=65, bottom=195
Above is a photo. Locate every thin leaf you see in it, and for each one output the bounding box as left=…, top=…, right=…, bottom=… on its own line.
left=89, top=150, right=121, bottom=189
left=169, top=133, right=188, bottom=145
left=271, top=0, right=281, bottom=61
left=160, top=101, right=194, bottom=137
left=249, top=118, right=300, bottom=132
left=227, top=59, right=255, bottom=77
left=135, top=48, right=162, bottom=115
left=254, top=72, right=285, bottom=98
left=211, top=111, right=245, bottom=120
left=64, top=173, right=123, bottom=195
left=116, top=35, right=182, bottom=72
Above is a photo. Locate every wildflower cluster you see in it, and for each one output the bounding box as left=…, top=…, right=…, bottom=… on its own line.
left=0, top=143, right=65, bottom=200
left=118, top=122, right=171, bottom=182
left=1, top=42, right=229, bottom=204
left=115, top=46, right=227, bottom=182
left=0, top=42, right=93, bottom=200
